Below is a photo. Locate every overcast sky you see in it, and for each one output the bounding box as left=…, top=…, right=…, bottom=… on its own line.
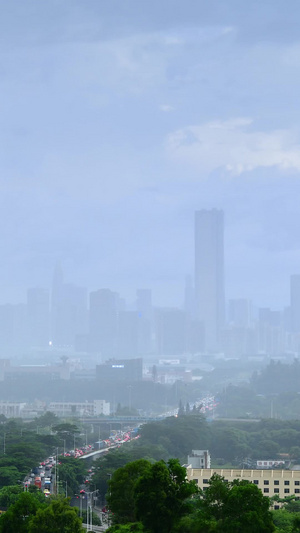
left=1, top=0, right=300, bottom=309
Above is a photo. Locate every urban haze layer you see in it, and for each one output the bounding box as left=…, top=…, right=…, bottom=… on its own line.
left=0, top=2, right=300, bottom=419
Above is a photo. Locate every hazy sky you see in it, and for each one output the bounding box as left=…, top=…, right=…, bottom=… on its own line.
left=1, top=0, right=300, bottom=309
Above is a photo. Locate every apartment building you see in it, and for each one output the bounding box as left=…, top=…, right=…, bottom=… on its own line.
left=48, top=399, right=110, bottom=417
left=186, top=467, right=300, bottom=501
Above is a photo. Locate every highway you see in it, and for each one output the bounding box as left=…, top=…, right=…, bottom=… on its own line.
left=82, top=524, right=108, bottom=532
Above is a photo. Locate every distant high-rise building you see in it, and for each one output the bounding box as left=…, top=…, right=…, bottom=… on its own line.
left=194, top=209, right=225, bottom=350
left=290, top=275, right=300, bottom=333
left=117, top=311, right=139, bottom=358
left=136, top=289, right=152, bottom=321
left=27, top=288, right=50, bottom=347
left=155, top=308, right=186, bottom=355
left=228, top=299, right=252, bottom=328
left=184, top=275, right=195, bottom=318
left=51, top=264, right=88, bottom=347
left=136, top=289, right=153, bottom=355
left=89, top=289, right=118, bottom=355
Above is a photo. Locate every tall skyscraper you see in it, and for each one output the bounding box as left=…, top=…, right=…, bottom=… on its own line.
left=195, top=209, right=225, bottom=351
left=89, top=289, right=118, bottom=355
left=27, top=288, right=50, bottom=347
left=51, top=264, right=88, bottom=347
left=290, top=275, right=300, bottom=332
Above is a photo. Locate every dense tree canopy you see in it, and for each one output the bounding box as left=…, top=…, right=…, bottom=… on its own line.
left=0, top=492, right=41, bottom=533
left=107, top=459, right=151, bottom=524
left=28, top=498, right=84, bottom=533
left=0, top=492, right=85, bottom=533
left=134, top=459, right=198, bottom=533
left=175, top=474, right=275, bottom=533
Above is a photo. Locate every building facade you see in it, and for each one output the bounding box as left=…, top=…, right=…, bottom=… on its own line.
left=186, top=467, right=300, bottom=501
left=187, top=450, right=211, bottom=469
left=48, top=399, right=110, bottom=417
left=194, top=209, right=225, bottom=351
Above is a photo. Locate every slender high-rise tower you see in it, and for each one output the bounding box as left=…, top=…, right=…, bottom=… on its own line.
left=290, top=274, right=300, bottom=333
left=194, top=209, right=225, bottom=351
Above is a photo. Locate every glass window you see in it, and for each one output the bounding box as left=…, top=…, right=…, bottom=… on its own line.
left=274, top=480, right=279, bottom=485
left=203, top=479, right=209, bottom=484
left=284, top=481, right=290, bottom=486
left=284, top=489, right=290, bottom=494
left=264, top=480, right=269, bottom=485
left=295, top=481, right=300, bottom=486
left=264, top=488, right=269, bottom=493
left=274, top=488, right=279, bottom=493
left=295, top=489, right=300, bottom=494
left=253, top=480, right=259, bottom=485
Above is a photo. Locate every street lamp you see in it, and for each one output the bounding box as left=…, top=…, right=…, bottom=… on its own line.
left=107, top=474, right=112, bottom=527
left=128, top=385, right=133, bottom=412
left=86, top=489, right=98, bottom=531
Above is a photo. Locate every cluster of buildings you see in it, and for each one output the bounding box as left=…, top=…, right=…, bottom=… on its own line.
left=0, top=399, right=110, bottom=419
left=186, top=450, right=300, bottom=504
left=1, top=209, right=300, bottom=360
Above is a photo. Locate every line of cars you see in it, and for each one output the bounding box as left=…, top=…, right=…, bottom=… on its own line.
left=25, top=429, right=140, bottom=497
left=24, top=455, right=56, bottom=496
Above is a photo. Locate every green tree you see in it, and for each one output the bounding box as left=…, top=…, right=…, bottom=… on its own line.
left=56, top=456, right=88, bottom=496
left=0, top=484, right=23, bottom=508
left=134, top=459, right=198, bottom=533
left=271, top=508, right=294, bottom=533
left=52, top=422, right=80, bottom=448
left=107, top=524, right=144, bottom=532
left=34, top=412, right=58, bottom=429
left=178, top=400, right=185, bottom=417
left=186, top=474, right=275, bottom=533
left=107, top=459, right=151, bottom=524
left=0, top=491, right=41, bottom=533
left=139, top=415, right=209, bottom=462
left=293, top=515, right=300, bottom=532
left=0, top=466, right=20, bottom=487
left=28, top=497, right=84, bottom=533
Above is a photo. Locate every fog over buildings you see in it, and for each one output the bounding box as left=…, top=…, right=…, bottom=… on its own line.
left=1, top=1, right=300, bottom=364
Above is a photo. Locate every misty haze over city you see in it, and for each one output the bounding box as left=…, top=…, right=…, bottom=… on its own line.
left=1, top=0, right=300, bottom=313
left=0, top=1, right=300, bottom=407
left=2, top=6, right=300, bottom=531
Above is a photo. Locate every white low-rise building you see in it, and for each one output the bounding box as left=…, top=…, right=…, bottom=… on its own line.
left=48, top=400, right=110, bottom=417
left=188, top=450, right=211, bottom=469
left=0, top=401, right=26, bottom=418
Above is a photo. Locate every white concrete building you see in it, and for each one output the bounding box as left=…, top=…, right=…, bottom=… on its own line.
left=48, top=399, right=110, bottom=417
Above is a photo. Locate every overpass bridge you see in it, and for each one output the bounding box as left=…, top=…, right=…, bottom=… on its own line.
left=80, top=415, right=164, bottom=425
left=79, top=444, right=119, bottom=460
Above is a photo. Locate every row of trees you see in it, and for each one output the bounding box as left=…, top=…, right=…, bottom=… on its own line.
left=0, top=492, right=84, bottom=533
left=105, top=460, right=277, bottom=532
left=0, top=413, right=92, bottom=500
left=88, top=414, right=300, bottom=501
left=137, top=415, right=300, bottom=464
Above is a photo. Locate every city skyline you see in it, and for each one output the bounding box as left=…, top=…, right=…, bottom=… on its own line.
left=0, top=2, right=300, bottom=311
left=0, top=207, right=299, bottom=318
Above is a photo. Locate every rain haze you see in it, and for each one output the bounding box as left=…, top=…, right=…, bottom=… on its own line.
left=1, top=0, right=300, bottom=311
left=0, top=0, right=300, bottom=389
left=2, top=2, right=300, bottom=523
